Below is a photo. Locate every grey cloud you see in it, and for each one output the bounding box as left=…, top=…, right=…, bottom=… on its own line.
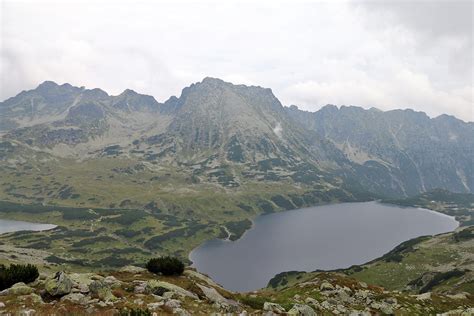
left=0, top=0, right=472, bottom=121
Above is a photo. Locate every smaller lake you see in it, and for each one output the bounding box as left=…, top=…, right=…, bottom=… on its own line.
left=0, top=219, right=56, bottom=234
left=190, top=202, right=458, bottom=292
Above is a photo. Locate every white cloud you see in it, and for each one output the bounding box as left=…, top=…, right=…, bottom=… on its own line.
left=0, top=0, right=472, bottom=121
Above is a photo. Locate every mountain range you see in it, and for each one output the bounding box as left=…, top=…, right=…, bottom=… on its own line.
left=1, top=77, right=472, bottom=199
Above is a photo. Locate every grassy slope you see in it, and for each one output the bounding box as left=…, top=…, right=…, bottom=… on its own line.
left=0, top=155, right=366, bottom=270
left=267, top=227, right=474, bottom=296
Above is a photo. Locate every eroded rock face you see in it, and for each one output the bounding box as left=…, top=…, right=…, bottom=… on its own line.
left=45, top=271, right=73, bottom=297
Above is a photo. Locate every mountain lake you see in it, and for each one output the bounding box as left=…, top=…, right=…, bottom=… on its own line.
left=0, top=219, right=56, bottom=234
left=190, top=201, right=459, bottom=292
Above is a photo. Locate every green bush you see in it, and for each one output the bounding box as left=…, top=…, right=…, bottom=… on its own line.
left=146, top=256, right=184, bottom=276
left=0, top=264, right=39, bottom=290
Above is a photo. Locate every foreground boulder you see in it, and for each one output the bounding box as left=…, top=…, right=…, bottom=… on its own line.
left=196, top=284, right=239, bottom=312
left=89, top=280, right=117, bottom=302
left=287, top=304, right=317, bottom=316
left=263, top=302, right=286, bottom=313
left=146, top=280, right=197, bottom=299
left=45, top=272, right=72, bottom=297
left=60, top=293, right=89, bottom=305
left=0, top=282, right=34, bottom=295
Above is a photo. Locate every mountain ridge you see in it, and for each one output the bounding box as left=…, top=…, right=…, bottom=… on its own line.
left=1, top=78, right=472, bottom=199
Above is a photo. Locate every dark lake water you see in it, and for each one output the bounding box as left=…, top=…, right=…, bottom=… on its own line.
left=0, top=219, right=56, bottom=234
left=190, top=201, right=458, bottom=292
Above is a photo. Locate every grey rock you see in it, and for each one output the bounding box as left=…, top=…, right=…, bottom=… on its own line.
left=287, top=303, right=317, bottom=316
left=45, top=271, right=73, bottom=297
left=4, top=282, right=34, bottom=295
left=320, top=282, right=335, bottom=291
left=89, top=280, right=117, bottom=302
left=263, top=302, right=286, bottom=313
left=18, top=309, right=36, bottom=316
left=146, top=280, right=197, bottom=299
left=60, top=293, right=89, bottom=305
left=103, top=276, right=122, bottom=288
left=164, top=299, right=182, bottom=309
left=147, top=302, right=164, bottom=310
left=119, top=265, right=146, bottom=273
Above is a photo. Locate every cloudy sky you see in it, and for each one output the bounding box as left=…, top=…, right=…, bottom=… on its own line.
left=1, top=0, right=472, bottom=121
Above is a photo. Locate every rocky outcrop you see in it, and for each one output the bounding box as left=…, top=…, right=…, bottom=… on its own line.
left=0, top=268, right=471, bottom=315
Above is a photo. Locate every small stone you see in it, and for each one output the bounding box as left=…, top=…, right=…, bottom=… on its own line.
left=173, top=307, right=191, bottom=316
left=414, top=292, right=431, bottom=301
left=304, top=297, right=319, bottom=307
left=164, top=299, right=181, bottom=309
left=133, top=298, right=144, bottom=305
left=147, top=302, right=164, bottom=310
left=18, top=309, right=36, bottom=316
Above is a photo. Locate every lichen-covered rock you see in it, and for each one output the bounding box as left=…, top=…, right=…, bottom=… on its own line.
left=263, top=302, right=286, bottom=313
left=89, top=280, right=117, bottom=302
left=146, top=280, right=197, bottom=299
left=184, top=270, right=224, bottom=289
left=320, top=282, right=335, bottom=291
left=196, top=284, right=226, bottom=304
left=287, top=303, right=317, bottom=316
left=19, top=293, right=43, bottom=305
left=7, top=283, right=34, bottom=295
left=103, top=276, right=122, bottom=288
left=60, top=293, right=89, bottom=305
left=69, top=273, right=103, bottom=294
left=45, top=271, right=73, bottom=297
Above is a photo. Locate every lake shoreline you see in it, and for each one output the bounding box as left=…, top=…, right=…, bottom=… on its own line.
left=190, top=201, right=459, bottom=292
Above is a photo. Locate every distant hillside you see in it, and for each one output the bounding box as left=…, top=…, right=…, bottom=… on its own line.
left=287, top=104, right=474, bottom=197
